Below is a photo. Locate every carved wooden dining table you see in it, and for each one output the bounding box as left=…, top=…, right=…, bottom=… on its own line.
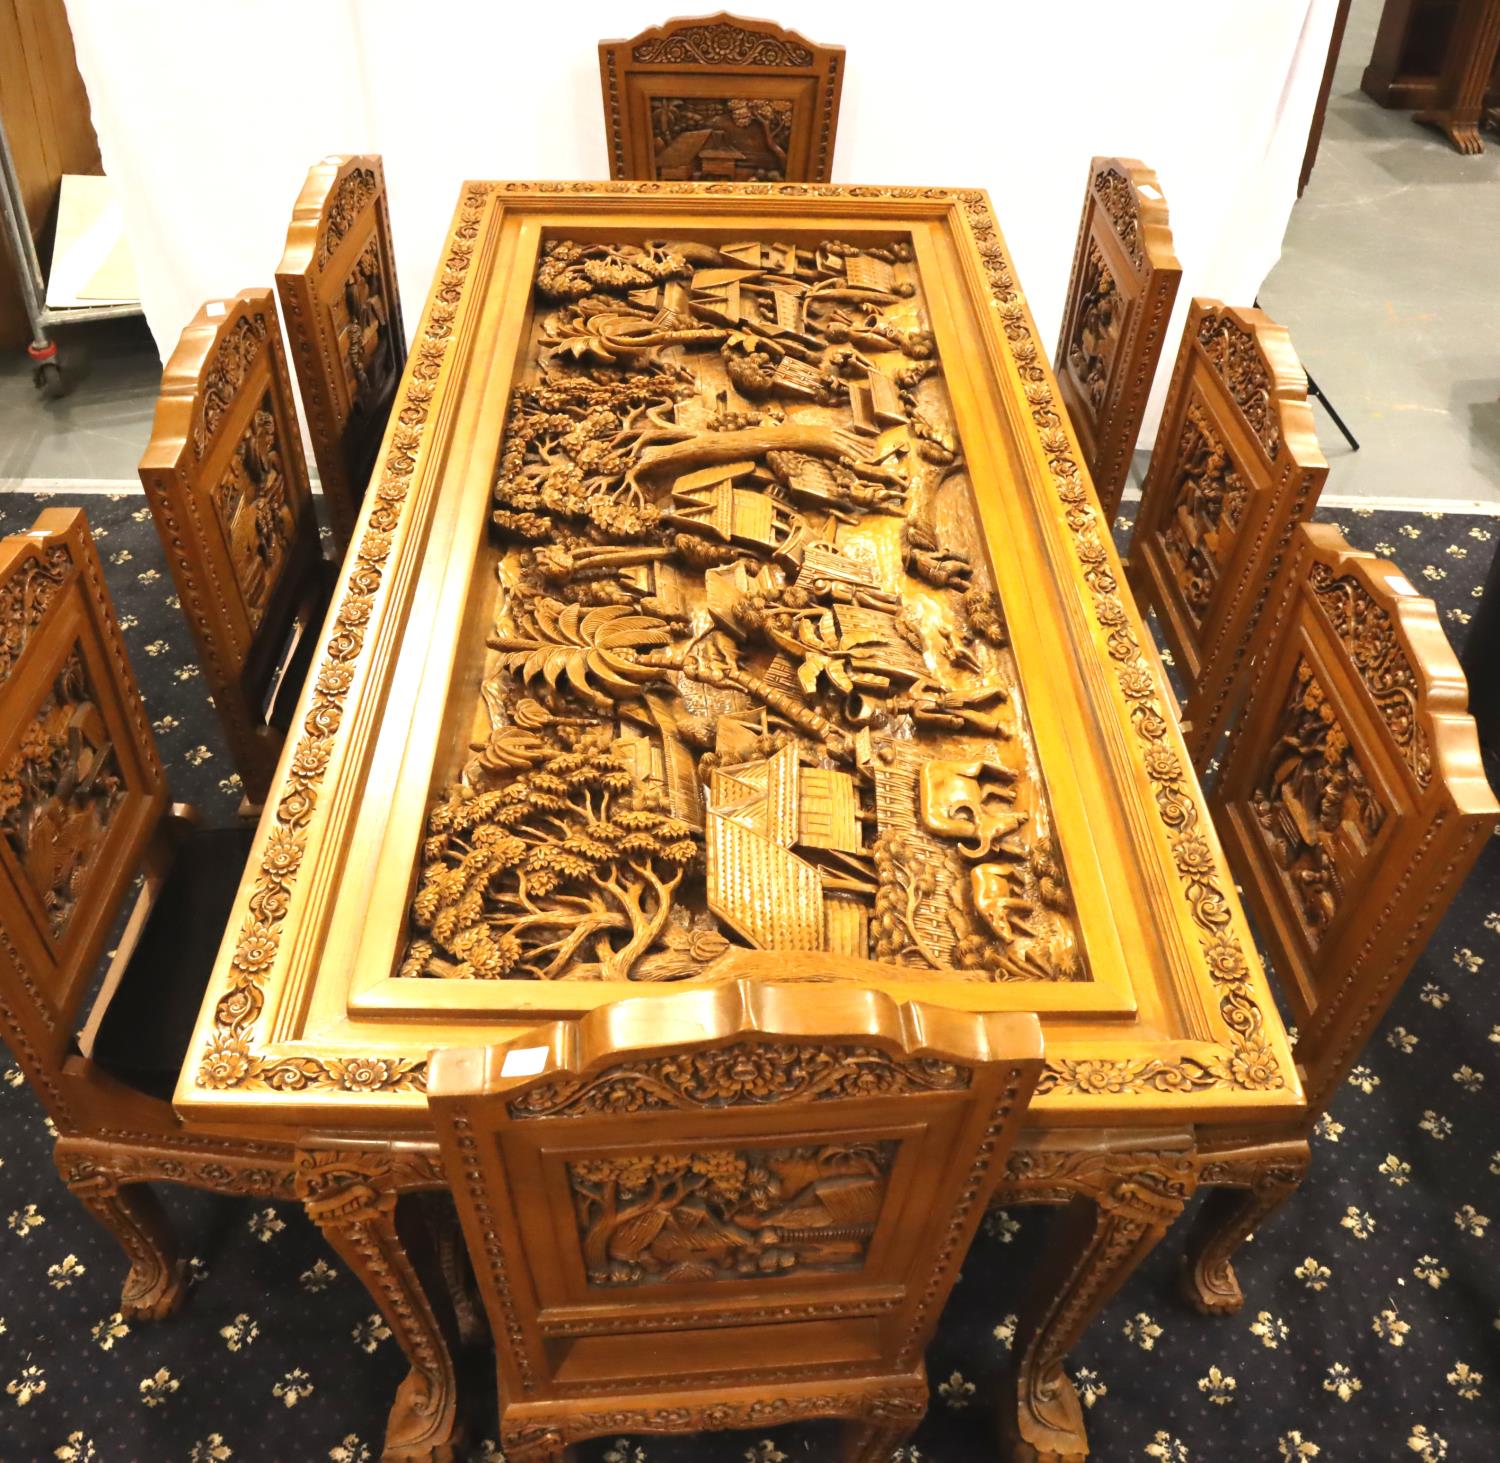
left=173, top=180, right=1305, bottom=1463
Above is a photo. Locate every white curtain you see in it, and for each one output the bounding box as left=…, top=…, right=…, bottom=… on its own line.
left=65, top=0, right=1338, bottom=445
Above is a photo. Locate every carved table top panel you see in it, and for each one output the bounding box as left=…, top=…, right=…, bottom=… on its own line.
left=175, top=184, right=1302, bottom=1131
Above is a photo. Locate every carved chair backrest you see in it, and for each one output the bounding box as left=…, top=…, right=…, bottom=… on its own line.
left=1127, top=299, right=1329, bottom=765
left=139, top=289, right=323, bottom=809
left=599, top=13, right=845, bottom=183
left=1056, top=157, right=1181, bottom=521
left=276, top=154, right=405, bottom=549
left=429, top=980, right=1042, bottom=1416
left=1212, top=522, right=1497, bottom=1116
left=0, top=508, right=166, bottom=1109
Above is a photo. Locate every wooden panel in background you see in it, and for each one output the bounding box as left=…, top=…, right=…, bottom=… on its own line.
left=0, top=0, right=102, bottom=347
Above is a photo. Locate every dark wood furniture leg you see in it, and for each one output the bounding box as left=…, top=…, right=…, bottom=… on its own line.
left=55, top=1145, right=187, bottom=1321
left=1301, top=0, right=1355, bottom=194
left=296, top=1145, right=459, bottom=1463
left=1416, top=0, right=1500, bottom=151
left=1180, top=1138, right=1311, bottom=1314
left=997, top=1141, right=1196, bottom=1463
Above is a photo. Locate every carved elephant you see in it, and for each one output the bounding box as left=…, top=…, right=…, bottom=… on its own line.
left=918, top=756, right=1027, bottom=860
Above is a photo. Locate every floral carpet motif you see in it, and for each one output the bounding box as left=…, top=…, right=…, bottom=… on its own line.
left=0, top=489, right=1495, bottom=1462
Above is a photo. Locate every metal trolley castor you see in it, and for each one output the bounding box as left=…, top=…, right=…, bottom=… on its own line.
left=29, top=341, right=70, bottom=399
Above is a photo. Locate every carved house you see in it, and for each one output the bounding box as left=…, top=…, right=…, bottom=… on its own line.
left=706, top=744, right=872, bottom=955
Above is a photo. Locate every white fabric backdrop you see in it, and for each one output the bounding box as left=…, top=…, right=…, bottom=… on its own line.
left=65, top=0, right=1338, bottom=446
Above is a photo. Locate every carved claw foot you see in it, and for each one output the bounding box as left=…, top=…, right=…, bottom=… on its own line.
left=1180, top=1249, right=1244, bottom=1315
left=1416, top=111, right=1486, bottom=154
left=120, top=1256, right=189, bottom=1321
left=382, top=1366, right=462, bottom=1463
left=1003, top=1364, right=1088, bottom=1463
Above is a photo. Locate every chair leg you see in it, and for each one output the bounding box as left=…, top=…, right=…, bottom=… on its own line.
left=55, top=1148, right=186, bottom=1321
left=1180, top=1142, right=1310, bottom=1315
left=842, top=1415, right=918, bottom=1462
left=1004, top=1149, right=1194, bottom=1463
left=421, top=1192, right=487, bottom=1349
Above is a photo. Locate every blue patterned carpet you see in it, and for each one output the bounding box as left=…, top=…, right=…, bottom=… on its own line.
left=0, top=489, right=1495, bottom=1463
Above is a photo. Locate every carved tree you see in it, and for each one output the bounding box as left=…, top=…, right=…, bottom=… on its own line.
left=410, top=726, right=702, bottom=981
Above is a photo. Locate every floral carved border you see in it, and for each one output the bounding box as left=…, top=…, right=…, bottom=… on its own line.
left=192, top=181, right=1287, bottom=1102
left=196, top=185, right=496, bottom=1095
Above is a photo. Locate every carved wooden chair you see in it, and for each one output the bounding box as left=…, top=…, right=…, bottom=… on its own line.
left=276, top=153, right=406, bottom=549
left=429, top=980, right=1043, bottom=1462
left=1180, top=521, right=1498, bottom=1313
left=599, top=14, right=845, bottom=183
left=138, top=288, right=333, bottom=811
left=1056, top=156, right=1181, bottom=521
left=1126, top=298, right=1329, bottom=766
left=0, top=506, right=296, bottom=1320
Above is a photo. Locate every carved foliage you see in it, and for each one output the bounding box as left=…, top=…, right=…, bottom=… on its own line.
left=1066, top=239, right=1121, bottom=414
left=1159, top=397, right=1251, bottom=624
left=509, top=1043, right=971, bottom=1119
left=650, top=95, right=795, bottom=181
left=967, top=189, right=1284, bottom=1096
left=632, top=22, right=814, bottom=67
left=211, top=392, right=298, bottom=630
left=568, top=1140, right=894, bottom=1286
left=1197, top=309, right=1281, bottom=460
left=1251, top=657, right=1386, bottom=941
left=1092, top=166, right=1143, bottom=266
left=1309, top=562, right=1433, bottom=786
left=195, top=186, right=497, bottom=1096
left=0, top=648, right=125, bottom=938
left=317, top=167, right=378, bottom=268
left=0, top=545, right=70, bottom=684
left=193, top=313, right=270, bottom=461
left=335, top=233, right=399, bottom=418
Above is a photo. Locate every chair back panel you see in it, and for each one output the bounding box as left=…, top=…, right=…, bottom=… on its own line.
left=0, top=509, right=165, bottom=1094
left=1212, top=523, right=1497, bottom=1114
left=276, top=153, right=405, bottom=548
left=430, top=981, right=1041, bottom=1412
left=139, top=289, right=322, bottom=806
left=598, top=15, right=845, bottom=184
left=1128, top=299, right=1328, bottom=764
left=1055, top=157, right=1181, bottom=520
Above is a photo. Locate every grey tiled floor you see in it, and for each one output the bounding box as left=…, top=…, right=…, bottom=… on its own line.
left=1257, top=0, right=1500, bottom=507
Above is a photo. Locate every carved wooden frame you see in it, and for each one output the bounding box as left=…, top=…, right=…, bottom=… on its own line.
left=138, top=290, right=326, bottom=809
left=277, top=154, right=406, bottom=549
left=1055, top=157, right=1181, bottom=521
left=428, top=980, right=1042, bottom=1459
left=599, top=13, right=844, bottom=183
left=0, top=506, right=166, bottom=1083
left=174, top=184, right=1301, bottom=1132
left=1127, top=298, right=1329, bottom=765
left=1213, top=522, right=1497, bottom=1115
left=0, top=507, right=301, bottom=1329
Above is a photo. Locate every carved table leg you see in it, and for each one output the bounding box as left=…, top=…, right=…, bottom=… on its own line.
left=1180, top=1140, right=1310, bottom=1315
left=999, top=1148, right=1195, bottom=1463
left=55, top=1145, right=186, bottom=1321
left=842, top=1416, right=918, bottom=1463
left=420, top=1192, right=486, bottom=1350
left=297, top=1149, right=459, bottom=1463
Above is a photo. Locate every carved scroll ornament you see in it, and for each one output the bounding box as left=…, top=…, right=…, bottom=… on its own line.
left=1309, top=562, right=1433, bottom=786
left=0, top=544, right=70, bottom=684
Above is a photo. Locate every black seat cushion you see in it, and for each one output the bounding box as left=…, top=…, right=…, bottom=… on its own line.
left=91, top=824, right=256, bottom=1101
left=267, top=560, right=337, bottom=735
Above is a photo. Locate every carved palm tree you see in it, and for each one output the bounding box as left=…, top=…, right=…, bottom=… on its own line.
left=488, top=598, right=676, bottom=710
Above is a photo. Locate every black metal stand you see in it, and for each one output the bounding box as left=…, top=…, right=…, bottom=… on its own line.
left=1461, top=539, right=1500, bottom=757
left=1305, top=370, right=1360, bottom=452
